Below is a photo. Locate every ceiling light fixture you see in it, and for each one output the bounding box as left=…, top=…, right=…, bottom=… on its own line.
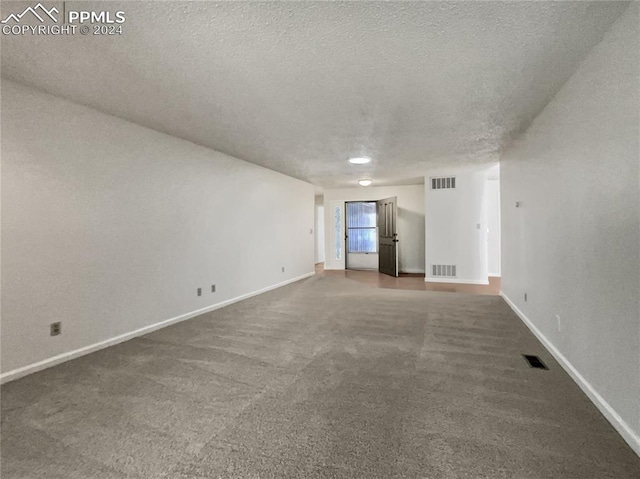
left=348, top=156, right=371, bottom=165
left=358, top=179, right=372, bottom=187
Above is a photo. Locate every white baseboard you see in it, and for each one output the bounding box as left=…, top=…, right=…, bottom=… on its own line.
left=488, top=273, right=501, bottom=278
left=400, top=269, right=426, bottom=274
left=0, top=272, right=315, bottom=385
left=425, top=277, right=489, bottom=285
left=500, top=291, right=640, bottom=457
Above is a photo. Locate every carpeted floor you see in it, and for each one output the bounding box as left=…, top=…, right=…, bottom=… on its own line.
left=2, top=274, right=639, bottom=478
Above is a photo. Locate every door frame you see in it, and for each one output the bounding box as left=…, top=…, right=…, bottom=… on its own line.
left=344, top=200, right=378, bottom=271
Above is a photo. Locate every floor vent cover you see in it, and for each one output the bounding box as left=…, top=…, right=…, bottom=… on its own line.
left=431, top=264, right=457, bottom=278
left=523, top=354, right=548, bottom=370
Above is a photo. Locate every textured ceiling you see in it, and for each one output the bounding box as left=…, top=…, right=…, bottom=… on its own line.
left=1, top=1, right=628, bottom=188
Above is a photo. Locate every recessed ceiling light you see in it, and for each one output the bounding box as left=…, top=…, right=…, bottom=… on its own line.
left=358, top=179, right=372, bottom=186
left=349, top=157, right=371, bottom=165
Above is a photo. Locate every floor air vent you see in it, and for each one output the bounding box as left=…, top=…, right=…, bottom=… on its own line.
left=523, top=354, right=548, bottom=370
left=431, top=264, right=457, bottom=278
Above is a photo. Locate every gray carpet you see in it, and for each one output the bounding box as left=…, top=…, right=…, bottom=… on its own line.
left=2, top=274, right=639, bottom=478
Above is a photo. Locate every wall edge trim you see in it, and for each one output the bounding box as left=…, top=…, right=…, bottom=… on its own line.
left=0, top=272, right=315, bottom=384
left=500, top=291, right=640, bottom=457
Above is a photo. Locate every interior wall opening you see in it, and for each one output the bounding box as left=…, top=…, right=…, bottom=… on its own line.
left=345, top=201, right=378, bottom=271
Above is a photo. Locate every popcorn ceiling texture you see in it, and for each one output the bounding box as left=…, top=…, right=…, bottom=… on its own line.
left=0, top=1, right=628, bottom=187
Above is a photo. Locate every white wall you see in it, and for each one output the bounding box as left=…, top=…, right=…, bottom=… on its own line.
left=485, top=178, right=501, bottom=276
left=314, top=197, right=325, bottom=264
left=323, top=185, right=425, bottom=273
left=425, top=167, right=495, bottom=284
left=501, top=4, right=639, bottom=455
left=1, top=80, right=315, bottom=380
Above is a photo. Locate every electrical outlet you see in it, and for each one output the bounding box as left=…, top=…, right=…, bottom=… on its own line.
left=211, top=284, right=216, bottom=293
left=556, top=314, right=561, bottom=332
left=197, top=288, right=202, bottom=296
left=524, top=292, right=528, bottom=302
left=50, top=322, right=61, bottom=336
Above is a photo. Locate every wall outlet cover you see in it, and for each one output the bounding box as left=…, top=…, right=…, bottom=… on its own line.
left=50, top=322, right=61, bottom=336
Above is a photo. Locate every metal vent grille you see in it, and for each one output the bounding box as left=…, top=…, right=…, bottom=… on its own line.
left=523, top=354, right=548, bottom=370
left=430, top=177, right=456, bottom=190
left=431, top=264, right=457, bottom=278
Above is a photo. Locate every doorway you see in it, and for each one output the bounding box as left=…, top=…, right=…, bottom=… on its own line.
left=345, top=201, right=378, bottom=271
left=345, top=198, right=398, bottom=276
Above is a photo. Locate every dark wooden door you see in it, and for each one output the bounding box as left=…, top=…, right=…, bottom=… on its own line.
left=377, top=196, right=398, bottom=277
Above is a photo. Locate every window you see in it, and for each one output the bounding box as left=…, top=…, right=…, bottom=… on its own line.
left=346, top=202, right=377, bottom=253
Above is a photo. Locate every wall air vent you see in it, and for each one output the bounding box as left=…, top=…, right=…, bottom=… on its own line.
left=431, top=264, right=457, bottom=278
left=430, top=176, right=456, bottom=190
